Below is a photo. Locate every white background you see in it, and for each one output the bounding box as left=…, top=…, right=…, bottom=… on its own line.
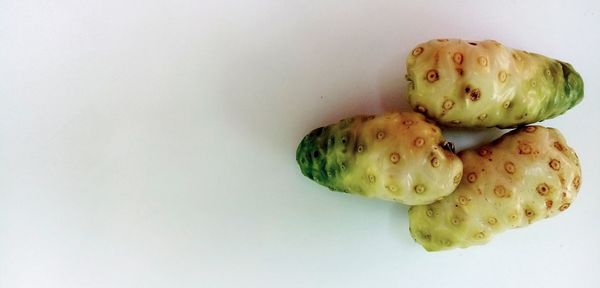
left=1, top=0, right=600, bottom=287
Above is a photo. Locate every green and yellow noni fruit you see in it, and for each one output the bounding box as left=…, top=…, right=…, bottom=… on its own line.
left=409, top=126, right=581, bottom=251
left=406, top=39, right=584, bottom=128
left=296, top=112, right=463, bottom=205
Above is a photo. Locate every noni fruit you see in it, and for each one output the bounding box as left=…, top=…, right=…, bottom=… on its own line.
left=296, top=112, right=463, bottom=205
left=408, top=126, right=581, bottom=251
left=406, top=39, right=584, bottom=128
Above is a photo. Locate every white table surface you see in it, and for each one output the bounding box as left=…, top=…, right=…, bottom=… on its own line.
left=2, top=0, right=600, bottom=287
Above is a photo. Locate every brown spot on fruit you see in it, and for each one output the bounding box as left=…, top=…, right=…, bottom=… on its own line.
left=537, top=183, right=550, bottom=196
left=549, top=159, right=561, bottom=170
left=518, top=143, right=532, bottom=154
left=426, top=69, right=439, bottom=82
left=503, top=101, right=512, bottom=109
left=403, top=120, right=413, bottom=126
left=468, top=42, right=477, bottom=46
left=469, top=89, right=481, bottom=101
left=456, top=68, right=464, bottom=76
left=467, top=173, right=477, bottom=183
left=414, top=137, right=425, bottom=147
left=474, top=232, right=485, bottom=240
left=414, top=184, right=426, bottom=194
left=458, top=195, right=469, bottom=205
left=546, top=200, right=553, bottom=209
left=512, top=52, right=522, bottom=61
left=524, top=126, right=537, bottom=133
left=412, top=47, right=424, bottom=56
left=494, top=185, right=507, bottom=198
left=478, top=114, right=488, bottom=120
left=451, top=216, right=461, bottom=225
left=376, top=131, right=385, bottom=140
left=525, top=208, right=535, bottom=218
left=573, top=176, right=581, bottom=190
left=504, top=161, right=516, bottom=174
left=416, top=105, right=427, bottom=113
left=498, top=71, right=508, bottom=82
left=478, top=148, right=490, bottom=157
left=487, top=217, right=497, bottom=225
left=453, top=52, right=463, bottom=64
left=357, top=145, right=364, bottom=153
left=554, top=141, right=564, bottom=151
left=453, top=173, right=462, bottom=184
left=559, top=203, right=570, bottom=211
left=430, top=157, right=440, bottom=167
left=477, top=56, right=488, bottom=66
left=426, top=208, right=434, bottom=217
left=390, top=152, right=400, bottom=164
left=443, top=100, right=454, bottom=110
left=368, top=174, right=376, bottom=183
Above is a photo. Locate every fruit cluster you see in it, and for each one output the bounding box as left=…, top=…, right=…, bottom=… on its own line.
left=296, top=39, right=583, bottom=251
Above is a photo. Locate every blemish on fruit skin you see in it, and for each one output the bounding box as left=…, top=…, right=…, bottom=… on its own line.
left=554, top=141, right=564, bottom=151
left=443, top=100, right=454, bottom=110
left=559, top=203, right=570, bottom=211
left=478, top=148, right=490, bottom=157
left=453, top=52, right=463, bottom=64
left=537, top=183, right=550, bottom=196
left=546, top=200, right=553, bottom=209
left=504, top=161, right=516, bottom=174
left=458, top=195, right=469, bottom=205
left=549, top=159, right=561, bottom=170
left=414, top=137, right=425, bottom=147
left=525, top=208, right=535, bottom=218
left=524, top=126, right=537, bottom=133
left=412, top=47, right=424, bottom=56
left=474, top=232, right=486, bottom=240
left=494, top=185, right=508, bottom=198
left=403, top=120, right=413, bottom=126
left=478, top=114, right=488, bottom=120
left=453, top=173, right=462, bottom=184
left=386, top=184, right=398, bottom=193
left=573, top=176, right=581, bottom=190
left=431, top=157, right=440, bottom=167
left=487, top=217, right=497, bottom=225
left=368, top=174, right=376, bottom=183
left=467, top=172, right=477, bottom=183
left=451, top=216, right=461, bottom=225
left=426, top=69, right=439, bottom=82
left=469, top=89, right=481, bottom=101
left=357, top=145, right=364, bottom=153
left=512, top=52, right=522, bottom=61
left=414, top=184, right=426, bottom=194
left=478, top=56, right=488, bottom=66
left=426, top=208, right=434, bottom=217
left=498, top=71, right=508, bottom=82
left=441, top=239, right=452, bottom=247
left=376, top=131, right=385, bottom=140
left=416, top=105, right=427, bottom=113
left=518, top=143, right=532, bottom=154
left=390, top=152, right=400, bottom=164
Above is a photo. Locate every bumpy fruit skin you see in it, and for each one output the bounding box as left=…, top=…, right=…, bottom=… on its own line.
left=406, top=39, right=584, bottom=128
left=409, top=126, right=581, bottom=251
left=296, top=112, right=463, bottom=205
